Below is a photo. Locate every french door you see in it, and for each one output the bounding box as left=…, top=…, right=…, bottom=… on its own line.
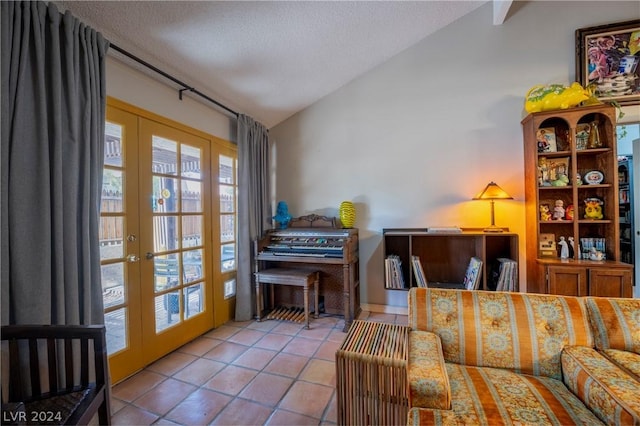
left=100, top=104, right=214, bottom=383
left=138, top=118, right=212, bottom=362
left=100, top=107, right=142, bottom=383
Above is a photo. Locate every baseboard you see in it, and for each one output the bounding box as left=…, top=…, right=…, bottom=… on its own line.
left=361, top=303, right=408, bottom=316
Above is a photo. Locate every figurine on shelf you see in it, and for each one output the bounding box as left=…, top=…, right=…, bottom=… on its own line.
left=589, top=247, right=604, bottom=261
left=538, top=157, right=550, bottom=186
left=575, top=173, right=583, bottom=186
left=540, top=204, right=552, bottom=221
left=553, top=200, right=565, bottom=220
left=273, top=201, right=292, bottom=229
left=558, top=236, right=569, bottom=259
left=587, top=121, right=602, bottom=149
left=584, top=197, right=604, bottom=220
left=568, top=236, right=575, bottom=258
left=551, top=173, right=569, bottom=186
left=565, top=204, right=575, bottom=220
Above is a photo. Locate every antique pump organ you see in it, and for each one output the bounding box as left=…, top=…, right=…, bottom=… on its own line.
left=254, top=215, right=360, bottom=331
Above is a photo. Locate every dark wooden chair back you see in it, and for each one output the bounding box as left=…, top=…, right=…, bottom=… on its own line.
left=1, top=325, right=111, bottom=425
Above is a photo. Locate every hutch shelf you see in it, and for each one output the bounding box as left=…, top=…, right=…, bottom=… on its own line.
left=522, top=104, right=632, bottom=297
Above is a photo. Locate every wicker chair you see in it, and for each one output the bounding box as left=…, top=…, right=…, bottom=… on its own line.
left=1, top=325, right=111, bottom=425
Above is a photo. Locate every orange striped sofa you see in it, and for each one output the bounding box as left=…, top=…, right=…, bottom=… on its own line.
left=406, top=288, right=639, bottom=425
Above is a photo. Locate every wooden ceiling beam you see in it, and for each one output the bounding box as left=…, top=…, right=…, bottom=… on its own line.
left=493, top=0, right=513, bottom=25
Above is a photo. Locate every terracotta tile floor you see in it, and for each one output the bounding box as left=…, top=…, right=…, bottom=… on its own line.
left=110, top=311, right=408, bottom=425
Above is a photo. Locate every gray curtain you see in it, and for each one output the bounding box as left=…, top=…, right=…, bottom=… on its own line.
left=236, top=114, right=271, bottom=321
left=1, top=1, right=108, bottom=325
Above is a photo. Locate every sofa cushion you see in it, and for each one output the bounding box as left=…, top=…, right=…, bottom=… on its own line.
left=407, top=363, right=603, bottom=425
left=407, top=330, right=450, bottom=409
left=408, top=288, right=593, bottom=380
left=407, top=406, right=466, bottom=425
left=601, top=348, right=640, bottom=379
left=585, top=297, right=640, bottom=354
left=562, top=345, right=640, bottom=425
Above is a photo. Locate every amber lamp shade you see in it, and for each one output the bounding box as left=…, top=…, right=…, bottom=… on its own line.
left=473, top=181, right=513, bottom=233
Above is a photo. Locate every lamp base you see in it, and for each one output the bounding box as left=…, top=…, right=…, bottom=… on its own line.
left=483, top=225, right=507, bottom=233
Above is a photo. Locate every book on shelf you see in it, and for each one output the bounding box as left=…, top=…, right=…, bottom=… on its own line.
left=384, top=228, right=428, bottom=235
left=493, top=258, right=518, bottom=292
left=427, top=226, right=462, bottom=234
left=411, top=256, right=428, bottom=288
left=385, top=255, right=406, bottom=289
left=462, top=257, right=483, bottom=290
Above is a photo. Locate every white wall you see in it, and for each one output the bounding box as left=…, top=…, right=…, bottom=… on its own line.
left=618, top=124, right=640, bottom=156
left=106, top=58, right=235, bottom=141
left=270, top=1, right=640, bottom=309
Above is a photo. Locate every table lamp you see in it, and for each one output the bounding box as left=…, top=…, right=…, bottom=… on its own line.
left=473, top=181, right=513, bottom=233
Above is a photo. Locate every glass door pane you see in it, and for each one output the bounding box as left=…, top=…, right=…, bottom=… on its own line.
left=219, top=154, right=237, bottom=296
left=101, top=125, right=127, bottom=354
left=101, top=107, right=143, bottom=384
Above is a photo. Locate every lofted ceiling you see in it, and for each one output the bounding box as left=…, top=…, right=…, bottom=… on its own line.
left=54, top=1, right=512, bottom=128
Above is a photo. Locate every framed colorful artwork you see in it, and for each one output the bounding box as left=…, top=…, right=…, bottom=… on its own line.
left=576, top=20, right=640, bottom=106
left=536, top=127, right=557, bottom=153
left=575, top=123, right=590, bottom=150
left=539, top=156, right=570, bottom=187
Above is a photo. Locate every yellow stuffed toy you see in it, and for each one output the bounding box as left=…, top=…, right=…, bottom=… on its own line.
left=583, top=198, right=603, bottom=220
left=539, top=204, right=552, bottom=221
left=525, top=82, right=590, bottom=113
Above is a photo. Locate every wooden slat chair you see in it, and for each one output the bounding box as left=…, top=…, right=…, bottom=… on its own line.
left=154, top=258, right=180, bottom=288
left=155, top=258, right=181, bottom=322
left=155, top=258, right=202, bottom=323
left=1, top=325, right=111, bottom=425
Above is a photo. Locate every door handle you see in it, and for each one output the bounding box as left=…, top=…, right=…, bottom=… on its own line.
left=126, top=254, right=140, bottom=263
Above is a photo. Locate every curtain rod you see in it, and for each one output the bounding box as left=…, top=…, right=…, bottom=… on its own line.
left=109, top=43, right=239, bottom=119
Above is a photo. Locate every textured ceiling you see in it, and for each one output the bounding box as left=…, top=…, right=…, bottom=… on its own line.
left=54, top=1, right=490, bottom=128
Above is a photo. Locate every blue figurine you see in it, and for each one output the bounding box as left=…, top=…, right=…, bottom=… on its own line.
left=273, top=201, right=292, bottom=229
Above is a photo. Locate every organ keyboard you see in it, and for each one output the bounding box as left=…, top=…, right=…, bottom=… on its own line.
left=254, top=222, right=360, bottom=331
left=257, top=229, right=356, bottom=260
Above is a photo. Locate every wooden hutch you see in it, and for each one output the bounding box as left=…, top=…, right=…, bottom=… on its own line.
left=522, top=104, right=633, bottom=297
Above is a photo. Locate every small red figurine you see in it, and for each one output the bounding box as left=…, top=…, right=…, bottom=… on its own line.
left=565, top=204, right=574, bottom=220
